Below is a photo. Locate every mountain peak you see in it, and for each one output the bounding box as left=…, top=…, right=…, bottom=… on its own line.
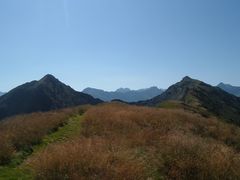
left=218, top=82, right=233, bottom=87
left=0, top=75, right=102, bottom=120
left=182, top=76, right=193, bottom=81
left=136, top=77, right=240, bottom=125
left=39, top=74, right=59, bottom=84
left=218, top=82, right=225, bottom=86
left=116, top=88, right=131, bottom=93
left=41, top=74, right=57, bottom=80
left=180, top=76, right=201, bottom=87
left=217, top=83, right=240, bottom=97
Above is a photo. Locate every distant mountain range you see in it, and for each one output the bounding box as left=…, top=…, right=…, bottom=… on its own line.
left=1, top=75, right=240, bottom=125
left=0, top=92, right=5, bottom=96
left=136, top=76, right=240, bottom=125
left=82, top=87, right=164, bottom=102
left=217, top=83, right=240, bottom=97
left=0, top=74, right=102, bottom=120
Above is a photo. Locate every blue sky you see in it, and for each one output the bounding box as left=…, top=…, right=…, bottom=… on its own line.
left=0, top=0, right=240, bottom=92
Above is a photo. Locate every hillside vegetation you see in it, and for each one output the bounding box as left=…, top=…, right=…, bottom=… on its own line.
left=28, top=103, right=240, bottom=179
left=136, top=76, right=240, bottom=126
left=0, top=106, right=90, bottom=168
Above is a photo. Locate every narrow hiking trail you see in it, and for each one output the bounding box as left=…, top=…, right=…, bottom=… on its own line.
left=0, top=115, right=83, bottom=180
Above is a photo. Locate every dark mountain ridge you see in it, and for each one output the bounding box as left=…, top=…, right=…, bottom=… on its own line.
left=83, top=86, right=164, bottom=102
left=0, top=74, right=102, bottom=120
left=136, top=76, right=240, bottom=125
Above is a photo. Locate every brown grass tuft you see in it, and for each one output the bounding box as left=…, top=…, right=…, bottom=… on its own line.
left=29, top=137, right=147, bottom=180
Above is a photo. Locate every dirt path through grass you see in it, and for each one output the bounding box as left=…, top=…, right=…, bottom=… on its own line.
left=0, top=115, right=83, bottom=180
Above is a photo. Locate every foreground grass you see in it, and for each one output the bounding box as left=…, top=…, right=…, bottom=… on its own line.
left=3, top=103, right=240, bottom=179
left=29, top=103, right=240, bottom=179
left=33, top=115, right=83, bottom=151
left=0, top=150, right=34, bottom=180
left=0, top=166, right=32, bottom=180
left=0, top=115, right=83, bottom=180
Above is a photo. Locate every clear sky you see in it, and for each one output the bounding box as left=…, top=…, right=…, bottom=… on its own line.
left=0, top=0, right=240, bottom=92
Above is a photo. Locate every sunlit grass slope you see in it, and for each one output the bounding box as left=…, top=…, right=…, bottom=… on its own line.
left=0, top=106, right=89, bottom=180
left=29, top=103, right=240, bottom=180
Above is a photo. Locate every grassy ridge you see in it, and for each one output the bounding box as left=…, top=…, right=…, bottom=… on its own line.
left=33, top=115, right=82, bottom=152
left=0, top=106, right=88, bottom=180
left=0, top=115, right=83, bottom=180
left=0, top=109, right=74, bottom=165
left=2, top=103, right=240, bottom=179
left=29, top=103, right=240, bottom=179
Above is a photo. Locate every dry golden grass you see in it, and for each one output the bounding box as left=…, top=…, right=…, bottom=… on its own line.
left=28, top=103, right=240, bottom=179
left=0, top=106, right=90, bottom=165
left=30, top=137, right=147, bottom=180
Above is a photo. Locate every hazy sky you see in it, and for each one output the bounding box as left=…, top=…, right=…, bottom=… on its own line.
left=0, top=0, right=240, bottom=92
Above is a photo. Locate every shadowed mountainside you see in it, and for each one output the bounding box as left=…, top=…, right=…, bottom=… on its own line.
left=136, top=76, right=240, bottom=125
left=0, top=74, right=102, bottom=120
